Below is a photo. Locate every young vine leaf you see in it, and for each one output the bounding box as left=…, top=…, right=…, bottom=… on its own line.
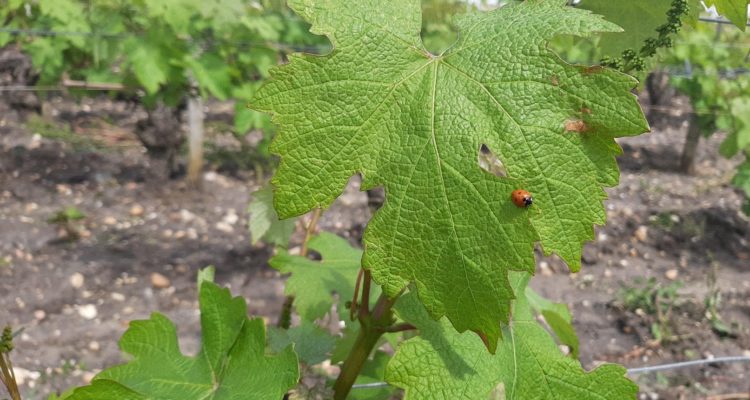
left=525, top=286, right=580, bottom=358
left=65, top=281, right=299, bottom=400
left=268, top=321, right=336, bottom=365
left=270, top=232, right=378, bottom=321
left=252, top=0, right=648, bottom=350
left=385, top=273, right=637, bottom=400
left=704, top=0, right=750, bottom=30
left=248, top=186, right=298, bottom=247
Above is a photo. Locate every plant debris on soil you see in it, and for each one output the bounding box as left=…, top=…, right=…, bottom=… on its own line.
left=1, top=93, right=749, bottom=400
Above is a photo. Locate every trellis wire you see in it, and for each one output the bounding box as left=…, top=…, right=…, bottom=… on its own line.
left=350, top=356, right=750, bottom=390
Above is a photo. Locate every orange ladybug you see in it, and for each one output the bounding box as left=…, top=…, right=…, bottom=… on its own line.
left=511, top=189, right=533, bottom=208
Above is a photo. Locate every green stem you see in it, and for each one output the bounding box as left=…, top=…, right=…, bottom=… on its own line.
left=333, top=293, right=398, bottom=400
left=0, top=353, right=21, bottom=400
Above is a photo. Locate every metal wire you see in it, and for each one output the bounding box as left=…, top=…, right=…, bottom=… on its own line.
left=627, top=356, right=750, bottom=374
left=349, top=356, right=750, bottom=390
left=699, top=16, right=750, bottom=27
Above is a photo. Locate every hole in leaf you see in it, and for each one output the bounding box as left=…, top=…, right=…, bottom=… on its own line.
left=420, top=0, right=465, bottom=55
left=478, top=144, right=507, bottom=177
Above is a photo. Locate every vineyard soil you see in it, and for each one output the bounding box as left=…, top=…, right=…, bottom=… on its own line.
left=0, top=95, right=749, bottom=399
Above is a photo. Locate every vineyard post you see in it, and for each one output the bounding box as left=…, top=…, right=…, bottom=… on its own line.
left=680, top=113, right=701, bottom=174
left=186, top=85, right=205, bottom=187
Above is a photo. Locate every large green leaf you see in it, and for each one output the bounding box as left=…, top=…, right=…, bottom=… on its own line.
left=252, top=0, right=648, bottom=350
left=66, top=282, right=299, bottom=399
left=705, top=0, right=749, bottom=30
left=385, top=275, right=637, bottom=400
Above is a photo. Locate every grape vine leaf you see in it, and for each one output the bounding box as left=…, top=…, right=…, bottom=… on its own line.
left=268, top=321, right=336, bottom=365
left=705, top=0, right=749, bottom=30
left=719, top=97, right=750, bottom=158
left=385, top=275, right=638, bottom=400
left=252, top=0, right=648, bottom=350
left=525, top=286, right=580, bottom=358
left=247, top=186, right=297, bottom=247
left=576, top=0, right=673, bottom=58
left=66, top=281, right=299, bottom=400
left=269, top=232, right=377, bottom=321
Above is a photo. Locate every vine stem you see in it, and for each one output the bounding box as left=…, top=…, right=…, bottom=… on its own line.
left=277, top=208, right=323, bottom=329
left=0, top=353, right=21, bottom=400
left=333, top=292, right=399, bottom=400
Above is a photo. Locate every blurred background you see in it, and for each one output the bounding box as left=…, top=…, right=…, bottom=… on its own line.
left=0, top=1, right=748, bottom=399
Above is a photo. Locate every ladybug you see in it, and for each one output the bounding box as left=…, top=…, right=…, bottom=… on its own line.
left=511, top=189, right=533, bottom=208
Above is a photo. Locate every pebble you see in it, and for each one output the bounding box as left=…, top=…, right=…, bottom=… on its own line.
left=77, top=304, right=98, bottom=320
left=82, top=371, right=96, bottom=383
left=103, top=216, right=117, bottom=225
left=215, top=222, right=233, bottom=233
left=539, top=261, right=552, bottom=276
left=88, top=341, right=100, bottom=352
left=222, top=210, right=239, bottom=225
left=34, top=309, right=46, bottom=320
left=129, top=204, right=144, bottom=217
left=70, top=272, right=85, bottom=289
left=151, top=272, right=171, bottom=289
left=634, top=225, right=648, bottom=242
left=111, top=292, right=125, bottom=302
left=12, top=367, right=40, bottom=386
left=665, top=269, right=679, bottom=280
left=180, top=209, right=196, bottom=223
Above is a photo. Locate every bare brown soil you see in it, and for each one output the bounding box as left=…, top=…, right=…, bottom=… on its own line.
left=0, top=94, right=749, bottom=400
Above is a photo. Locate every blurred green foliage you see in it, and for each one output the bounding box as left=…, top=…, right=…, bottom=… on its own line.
left=0, top=0, right=327, bottom=140
left=663, top=24, right=750, bottom=212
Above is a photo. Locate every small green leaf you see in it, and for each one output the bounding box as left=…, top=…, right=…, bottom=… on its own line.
left=124, top=38, right=169, bottom=94
left=187, top=53, right=233, bottom=100
left=268, top=321, right=336, bottom=365
left=269, top=233, right=377, bottom=321
left=66, top=282, right=299, bottom=399
left=247, top=186, right=297, bottom=247
left=196, top=266, right=215, bottom=290
left=525, top=287, right=580, bottom=357
left=720, top=97, right=750, bottom=157
left=386, top=274, right=637, bottom=400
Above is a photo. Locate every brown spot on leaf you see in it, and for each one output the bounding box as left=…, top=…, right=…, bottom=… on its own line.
left=581, top=65, right=604, bottom=75
left=550, top=75, right=559, bottom=86
left=580, top=107, right=592, bottom=115
left=565, top=119, right=589, bottom=133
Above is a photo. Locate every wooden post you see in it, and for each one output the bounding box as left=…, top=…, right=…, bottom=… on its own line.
left=680, top=114, right=701, bottom=175
left=186, top=93, right=204, bottom=187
